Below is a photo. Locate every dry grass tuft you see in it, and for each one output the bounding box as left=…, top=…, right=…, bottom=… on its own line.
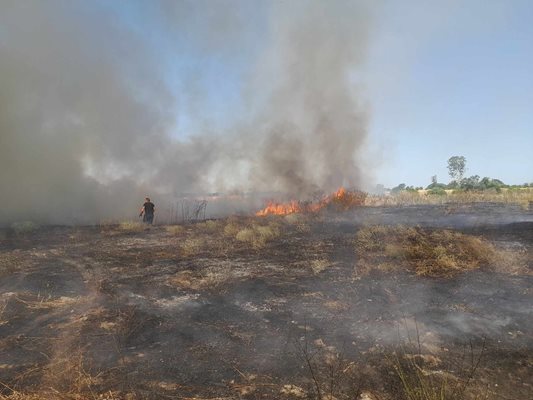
left=14, top=295, right=80, bottom=310
left=284, top=213, right=312, bottom=233
left=169, top=266, right=233, bottom=289
left=201, top=219, right=223, bottom=232
left=311, top=259, right=330, bottom=274
left=164, top=224, right=185, bottom=235
left=355, top=225, right=498, bottom=278
left=392, top=336, right=487, bottom=400
left=180, top=237, right=207, bottom=256
left=117, top=221, right=144, bottom=233
left=235, top=222, right=281, bottom=249
left=223, top=221, right=242, bottom=237
left=0, top=390, right=124, bottom=400
left=0, top=393, right=44, bottom=400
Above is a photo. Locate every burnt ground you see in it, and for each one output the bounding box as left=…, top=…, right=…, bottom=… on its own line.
left=0, top=203, right=532, bottom=399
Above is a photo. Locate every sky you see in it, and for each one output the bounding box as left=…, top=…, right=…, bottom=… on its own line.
left=108, top=0, right=532, bottom=188
left=1, top=0, right=532, bottom=224
left=363, top=0, right=533, bottom=187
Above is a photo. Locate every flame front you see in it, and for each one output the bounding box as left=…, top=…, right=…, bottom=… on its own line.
left=255, top=187, right=366, bottom=216
left=255, top=200, right=302, bottom=216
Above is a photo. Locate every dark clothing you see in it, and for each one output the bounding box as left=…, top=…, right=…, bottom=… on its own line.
left=143, top=202, right=155, bottom=215
left=142, top=201, right=155, bottom=224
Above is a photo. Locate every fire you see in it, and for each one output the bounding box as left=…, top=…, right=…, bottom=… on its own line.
left=255, top=200, right=302, bottom=217
left=255, top=187, right=366, bottom=216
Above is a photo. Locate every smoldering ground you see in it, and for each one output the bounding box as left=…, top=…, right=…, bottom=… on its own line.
left=0, top=0, right=373, bottom=226
left=0, top=204, right=532, bottom=398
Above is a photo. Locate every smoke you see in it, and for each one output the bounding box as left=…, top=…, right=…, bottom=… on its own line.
left=248, top=1, right=371, bottom=195
left=0, top=0, right=373, bottom=225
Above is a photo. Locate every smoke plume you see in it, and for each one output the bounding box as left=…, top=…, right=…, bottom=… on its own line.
left=0, top=0, right=373, bottom=225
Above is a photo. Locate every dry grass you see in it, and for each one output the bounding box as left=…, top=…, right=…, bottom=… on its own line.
left=311, top=259, right=330, bottom=274
left=13, top=295, right=80, bottom=310
left=163, top=217, right=286, bottom=256
left=168, top=266, right=234, bottom=290
left=0, top=389, right=125, bottom=400
left=223, top=220, right=242, bottom=237
left=235, top=222, right=281, bottom=249
left=164, top=224, right=185, bottom=235
left=284, top=213, right=312, bottom=233
left=0, top=302, right=6, bottom=326
left=117, top=221, right=144, bottom=233
left=200, top=219, right=224, bottom=232
left=365, top=188, right=533, bottom=207
left=180, top=237, right=207, bottom=256
left=355, top=226, right=499, bottom=278
left=392, top=334, right=487, bottom=400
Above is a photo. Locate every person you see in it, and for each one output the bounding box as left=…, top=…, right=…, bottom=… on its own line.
left=139, top=197, right=155, bottom=224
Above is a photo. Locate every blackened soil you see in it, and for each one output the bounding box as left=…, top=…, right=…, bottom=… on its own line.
left=0, top=204, right=532, bottom=399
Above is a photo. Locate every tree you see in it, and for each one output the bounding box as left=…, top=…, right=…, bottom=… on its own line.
left=447, top=156, right=466, bottom=183
left=391, top=183, right=406, bottom=194
left=461, top=175, right=480, bottom=191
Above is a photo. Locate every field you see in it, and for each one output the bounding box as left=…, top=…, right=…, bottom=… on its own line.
left=1, top=203, right=532, bottom=399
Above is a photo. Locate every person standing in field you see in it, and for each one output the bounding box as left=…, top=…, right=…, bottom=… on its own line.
left=139, top=197, right=155, bottom=224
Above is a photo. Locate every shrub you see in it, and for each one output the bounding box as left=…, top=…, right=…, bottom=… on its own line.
left=11, top=221, right=39, bottom=236
left=427, top=187, right=446, bottom=196
left=355, top=225, right=497, bottom=278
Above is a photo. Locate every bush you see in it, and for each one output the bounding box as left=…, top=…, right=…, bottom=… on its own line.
left=11, top=221, right=40, bottom=235
left=427, top=187, right=446, bottom=196
left=425, top=182, right=447, bottom=190
left=355, top=225, right=497, bottom=278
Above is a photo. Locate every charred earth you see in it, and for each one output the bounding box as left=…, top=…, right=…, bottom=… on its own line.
left=1, top=203, right=532, bottom=399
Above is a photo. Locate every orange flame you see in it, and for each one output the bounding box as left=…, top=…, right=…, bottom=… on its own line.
left=255, top=187, right=366, bottom=216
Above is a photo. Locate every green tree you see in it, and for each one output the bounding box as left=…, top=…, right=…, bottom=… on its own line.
left=447, top=156, right=466, bottom=183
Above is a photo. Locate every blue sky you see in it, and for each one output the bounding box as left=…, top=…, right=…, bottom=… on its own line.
left=103, top=0, right=532, bottom=189
left=363, top=0, right=533, bottom=187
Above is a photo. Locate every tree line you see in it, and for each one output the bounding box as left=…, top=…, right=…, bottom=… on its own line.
left=390, top=156, right=532, bottom=195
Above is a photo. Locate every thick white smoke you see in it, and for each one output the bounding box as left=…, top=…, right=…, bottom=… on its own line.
left=0, top=0, right=373, bottom=225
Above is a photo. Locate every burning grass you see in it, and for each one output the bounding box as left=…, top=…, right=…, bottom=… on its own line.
left=355, top=226, right=499, bottom=278
left=256, top=187, right=366, bottom=216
